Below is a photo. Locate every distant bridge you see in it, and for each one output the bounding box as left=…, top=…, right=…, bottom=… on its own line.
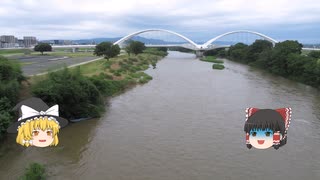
left=113, top=29, right=279, bottom=51
left=2, top=29, right=320, bottom=54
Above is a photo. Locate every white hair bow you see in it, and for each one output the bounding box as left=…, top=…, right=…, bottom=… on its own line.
left=22, top=139, right=33, bottom=145
left=18, top=105, right=59, bottom=121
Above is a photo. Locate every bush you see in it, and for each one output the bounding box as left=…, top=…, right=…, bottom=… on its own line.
left=201, top=56, right=224, bottom=63
left=32, top=68, right=104, bottom=119
left=0, top=56, right=23, bottom=139
left=308, top=51, right=320, bottom=59
left=129, top=57, right=138, bottom=62
left=138, top=73, right=153, bottom=84
left=0, top=58, right=24, bottom=82
left=103, top=61, right=112, bottom=69
left=20, top=162, right=46, bottom=180
left=89, top=75, right=128, bottom=96
left=114, top=71, right=121, bottom=76
left=143, top=48, right=168, bottom=57
left=0, top=97, right=12, bottom=139
left=0, top=80, right=20, bottom=105
left=212, top=64, right=225, bottom=70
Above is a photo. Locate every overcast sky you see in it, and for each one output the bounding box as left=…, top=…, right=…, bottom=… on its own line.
left=1, top=0, right=319, bottom=43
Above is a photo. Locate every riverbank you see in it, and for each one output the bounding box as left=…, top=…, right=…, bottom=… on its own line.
left=218, top=40, right=320, bottom=89
left=23, top=49, right=167, bottom=119
left=0, top=48, right=167, bottom=142
left=200, top=55, right=225, bottom=70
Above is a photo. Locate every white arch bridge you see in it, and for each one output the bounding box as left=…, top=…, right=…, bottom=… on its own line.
left=113, top=29, right=279, bottom=52
left=48, top=29, right=318, bottom=56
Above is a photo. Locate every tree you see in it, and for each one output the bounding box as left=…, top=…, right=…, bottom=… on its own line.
left=34, top=43, right=52, bottom=55
left=32, top=67, right=104, bottom=119
left=125, top=41, right=146, bottom=56
left=308, top=51, right=320, bottom=59
left=94, top=42, right=120, bottom=60
left=228, top=43, right=249, bottom=62
left=287, top=53, right=310, bottom=77
left=204, top=48, right=227, bottom=57
left=125, top=44, right=132, bottom=56
left=274, top=40, right=303, bottom=55
left=156, top=47, right=168, bottom=52
left=246, top=40, right=273, bottom=63
left=269, top=41, right=303, bottom=76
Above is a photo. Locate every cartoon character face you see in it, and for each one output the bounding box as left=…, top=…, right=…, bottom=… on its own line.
left=249, top=128, right=274, bottom=149
left=31, top=128, right=54, bottom=147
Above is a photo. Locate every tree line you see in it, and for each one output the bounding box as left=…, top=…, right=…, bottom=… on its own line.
left=33, top=40, right=147, bottom=57
left=206, top=40, right=320, bottom=88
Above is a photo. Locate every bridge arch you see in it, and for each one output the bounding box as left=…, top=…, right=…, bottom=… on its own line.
left=203, top=30, right=278, bottom=47
left=114, top=29, right=200, bottom=50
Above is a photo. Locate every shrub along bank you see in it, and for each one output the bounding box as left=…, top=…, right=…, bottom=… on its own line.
left=0, top=56, right=24, bottom=140
left=200, top=55, right=225, bottom=70
left=200, top=56, right=224, bottom=63
left=30, top=50, right=166, bottom=120
left=0, top=45, right=166, bottom=142
left=212, top=40, right=320, bottom=89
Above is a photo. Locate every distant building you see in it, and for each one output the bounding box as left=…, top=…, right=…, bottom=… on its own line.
left=54, top=40, right=61, bottom=45
left=18, top=39, right=24, bottom=47
left=0, top=35, right=16, bottom=48
left=63, top=40, right=73, bottom=45
left=23, top=36, right=37, bottom=47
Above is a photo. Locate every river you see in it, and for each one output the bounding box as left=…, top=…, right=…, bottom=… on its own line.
left=0, top=51, right=320, bottom=180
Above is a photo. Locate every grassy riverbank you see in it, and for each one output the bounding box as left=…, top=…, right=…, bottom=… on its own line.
left=200, top=56, right=225, bottom=70
left=23, top=49, right=166, bottom=119
left=200, top=56, right=224, bottom=63
left=0, top=48, right=167, bottom=140
left=0, top=48, right=96, bottom=58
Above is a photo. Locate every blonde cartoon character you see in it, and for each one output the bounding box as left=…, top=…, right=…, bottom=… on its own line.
left=7, top=97, right=68, bottom=147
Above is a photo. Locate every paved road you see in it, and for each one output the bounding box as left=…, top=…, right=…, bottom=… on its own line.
left=8, top=55, right=101, bottom=76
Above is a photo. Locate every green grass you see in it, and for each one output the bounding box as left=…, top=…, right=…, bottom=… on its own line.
left=30, top=51, right=166, bottom=87
left=0, top=49, right=31, bottom=56
left=0, top=48, right=95, bottom=58
left=212, top=64, right=225, bottom=70
left=33, top=51, right=95, bottom=57
left=67, top=53, right=163, bottom=80
left=201, top=56, right=224, bottom=63
left=0, top=49, right=26, bottom=54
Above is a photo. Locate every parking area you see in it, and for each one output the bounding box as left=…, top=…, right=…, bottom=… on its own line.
left=8, top=55, right=100, bottom=76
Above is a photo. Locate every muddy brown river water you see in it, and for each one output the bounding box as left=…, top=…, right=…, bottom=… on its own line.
left=0, top=51, right=320, bottom=180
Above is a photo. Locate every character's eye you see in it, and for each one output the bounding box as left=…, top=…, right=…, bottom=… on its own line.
left=33, top=130, right=39, bottom=136
left=46, top=131, right=52, bottom=136
left=265, top=132, right=271, bottom=137
left=251, top=132, right=257, bottom=137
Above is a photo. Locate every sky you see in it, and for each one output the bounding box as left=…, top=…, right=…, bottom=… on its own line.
left=0, top=0, right=320, bottom=43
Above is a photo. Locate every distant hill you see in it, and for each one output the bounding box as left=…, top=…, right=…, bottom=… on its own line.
left=42, top=36, right=190, bottom=45
left=73, top=37, right=121, bottom=44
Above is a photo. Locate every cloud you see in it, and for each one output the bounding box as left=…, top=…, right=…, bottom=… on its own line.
left=0, top=0, right=319, bottom=43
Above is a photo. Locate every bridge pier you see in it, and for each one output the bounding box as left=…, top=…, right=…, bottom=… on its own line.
left=195, top=50, right=204, bottom=58
left=72, top=47, right=79, bottom=53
